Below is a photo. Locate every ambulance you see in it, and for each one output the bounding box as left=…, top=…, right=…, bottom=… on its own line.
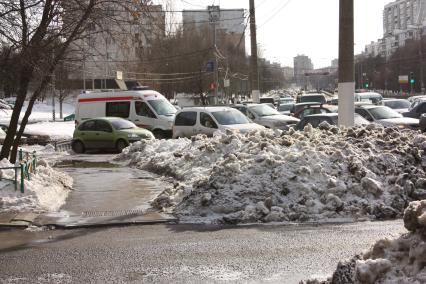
left=75, top=89, right=177, bottom=139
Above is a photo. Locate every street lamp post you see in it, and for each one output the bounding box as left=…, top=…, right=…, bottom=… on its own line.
left=338, top=0, right=355, bottom=127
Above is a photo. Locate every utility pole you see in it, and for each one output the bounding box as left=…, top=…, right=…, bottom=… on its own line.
left=209, top=6, right=220, bottom=101
left=419, top=32, right=424, bottom=94
left=249, top=0, right=260, bottom=102
left=52, top=71, right=56, bottom=122
left=338, top=0, right=355, bottom=127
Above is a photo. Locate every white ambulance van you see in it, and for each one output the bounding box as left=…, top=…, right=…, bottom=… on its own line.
left=75, top=89, right=177, bottom=138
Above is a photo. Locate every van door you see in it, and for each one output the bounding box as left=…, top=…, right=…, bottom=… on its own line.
left=199, top=112, right=218, bottom=137
left=134, top=101, right=158, bottom=129
left=174, top=111, right=197, bottom=138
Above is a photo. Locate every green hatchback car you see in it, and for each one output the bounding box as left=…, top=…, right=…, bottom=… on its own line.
left=72, top=117, right=154, bottom=153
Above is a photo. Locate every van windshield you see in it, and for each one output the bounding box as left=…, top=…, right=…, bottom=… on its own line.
left=147, top=99, right=177, bottom=116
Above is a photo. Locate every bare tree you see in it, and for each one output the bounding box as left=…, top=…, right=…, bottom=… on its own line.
left=0, top=0, right=153, bottom=162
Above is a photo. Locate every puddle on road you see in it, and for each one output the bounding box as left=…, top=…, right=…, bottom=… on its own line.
left=53, top=161, right=166, bottom=217
left=55, top=160, right=119, bottom=169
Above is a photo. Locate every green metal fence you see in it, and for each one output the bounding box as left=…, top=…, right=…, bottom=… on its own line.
left=0, top=149, right=37, bottom=193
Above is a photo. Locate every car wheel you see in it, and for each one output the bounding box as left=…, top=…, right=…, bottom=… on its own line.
left=72, top=140, right=85, bottom=154
left=116, top=139, right=128, bottom=153
left=153, top=130, right=166, bottom=139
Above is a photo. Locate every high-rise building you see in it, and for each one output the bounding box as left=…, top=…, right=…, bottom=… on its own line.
left=383, top=0, right=426, bottom=36
left=364, top=0, right=426, bottom=58
left=293, top=55, right=314, bottom=88
left=182, top=6, right=246, bottom=51
left=69, top=4, right=166, bottom=87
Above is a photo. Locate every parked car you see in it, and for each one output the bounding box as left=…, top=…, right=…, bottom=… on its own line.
left=381, top=99, right=411, bottom=114
left=403, top=99, right=426, bottom=119
left=277, top=103, right=295, bottom=115
left=293, top=104, right=338, bottom=119
left=420, top=113, right=426, bottom=132
left=297, top=93, right=327, bottom=104
left=355, top=105, right=419, bottom=129
left=259, top=97, right=275, bottom=105
left=172, top=107, right=264, bottom=138
left=279, top=97, right=294, bottom=105
left=408, top=95, right=426, bottom=103
left=75, top=89, right=177, bottom=139
left=293, top=102, right=323, bottom=115
left=72, top=117, right=154, bottom=153
left=295, top=113, right=370, bottom=131
left=354, top=92, right=383, bottom=104
left=231, top=104, right=299, bottom=130
left=0, top=123, right=50, bottom=145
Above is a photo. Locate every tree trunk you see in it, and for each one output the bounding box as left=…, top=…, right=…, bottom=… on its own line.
left=11, top=94, right=39, bottom=162
left=60, top=98, right=63, bottom=119
left=0, top=68, right=33, bottom=162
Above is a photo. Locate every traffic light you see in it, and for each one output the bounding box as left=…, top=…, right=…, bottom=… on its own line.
left=364, top=78, right=369, bottom=89
left=410, top=72, right=415, bottom=84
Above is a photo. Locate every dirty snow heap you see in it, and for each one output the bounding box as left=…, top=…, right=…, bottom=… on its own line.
left=305, top=200, right=426, bottom=284
left=116, top=124, right=426, bottom=224
left=0, top=159, right=72, bottom=212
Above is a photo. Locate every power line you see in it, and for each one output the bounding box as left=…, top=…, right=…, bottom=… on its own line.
left=258, top=0, right=293, bottom=29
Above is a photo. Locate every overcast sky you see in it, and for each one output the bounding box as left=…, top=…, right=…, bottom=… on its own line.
left=159, top=0, right=394, bottom=68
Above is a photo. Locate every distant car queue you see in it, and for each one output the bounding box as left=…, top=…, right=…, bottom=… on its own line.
left=71, top=88, right=425, bottom=153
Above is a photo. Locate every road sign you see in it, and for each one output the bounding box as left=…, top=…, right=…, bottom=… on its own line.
left=116, top=71, right=123, bottom=80
left=399, top=75, right=409, bottom=84
left=224, top=79, right=230, bottom=88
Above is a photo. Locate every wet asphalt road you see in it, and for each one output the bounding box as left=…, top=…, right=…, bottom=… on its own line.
left=0, top=220, right=405, bottom=284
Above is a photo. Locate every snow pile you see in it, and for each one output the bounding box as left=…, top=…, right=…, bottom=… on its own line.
left=25, top=121, right=75, bottom=140
left=116, top=124, right=426, bottom=224
left=0, top=159, right=72, bottom=212
left=305, top=200, right=426, bottom=284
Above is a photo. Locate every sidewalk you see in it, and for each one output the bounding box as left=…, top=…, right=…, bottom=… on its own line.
left=0, top=155, right=176, bottom=228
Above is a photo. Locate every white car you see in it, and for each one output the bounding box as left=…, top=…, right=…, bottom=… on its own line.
left=355, top=105, right=419, bottom=129
left=172, top=107, right=264, bottom=138
left=232, top=104, right=299, bottom=130
left=381, top=99, right=411, bottom=114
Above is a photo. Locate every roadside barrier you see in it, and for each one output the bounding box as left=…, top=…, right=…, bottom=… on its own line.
left=53, top=140, right=72, bottom=152
left=0, top=149, right=37, bottom=193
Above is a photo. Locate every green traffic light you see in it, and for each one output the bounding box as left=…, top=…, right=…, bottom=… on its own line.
left=365, top=84, right=369, bottom=88
left=410, top=79, right=415, bottom=84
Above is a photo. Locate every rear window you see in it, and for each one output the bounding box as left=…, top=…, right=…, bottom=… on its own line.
left=300, top=95, right=326, bottom=104
left=106, top=102, right=130, bottom=118
left=175, top=111, right=197, bottom=126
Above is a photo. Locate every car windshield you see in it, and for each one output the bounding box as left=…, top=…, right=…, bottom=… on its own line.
left=212, top=109, right=251, bottom=125
left=147, top=99, right=177, bottom=116
left=278, top=104, right=294, bottom=112
left=384, top=100, right=410, bottom=109
left=250, top=105, right=280, bottom=117
left=110, top=119, right=137, bottom=130
left=369, top=106, right=402, bottom=120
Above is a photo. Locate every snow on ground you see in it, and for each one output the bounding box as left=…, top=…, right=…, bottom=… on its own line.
left=0, top=100, right=75, bottom=124
left=115, top=123, right=426, bottom=224
left=0, top=158, right=72, bottom=213
left=305, top=200, right=426, bottom=284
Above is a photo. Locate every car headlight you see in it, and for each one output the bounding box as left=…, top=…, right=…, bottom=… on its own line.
left=128, top=133, right=139, bottom=138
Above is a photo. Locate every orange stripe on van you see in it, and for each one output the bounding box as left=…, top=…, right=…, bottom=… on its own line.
left=78, top=96, right=134, bottom=102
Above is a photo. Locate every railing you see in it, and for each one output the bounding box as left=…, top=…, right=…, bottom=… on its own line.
left=53, top=140, right=72, bottom=152
left=0, top=149, right=37, bottom=193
